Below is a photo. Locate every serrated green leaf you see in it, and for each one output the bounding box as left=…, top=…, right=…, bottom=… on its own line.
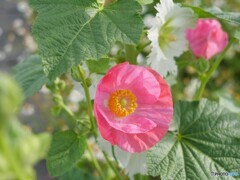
left=30, top=0, right=143, bottom=80
left=211, top=11, right=240, bottom=25
left=86, top=58, right=110, bottom=74
left=183, top=5, right=215, bottom=18
left=147, top=99, right=240, bottom=179
left=47, top=130, right=86, bottom=177
left=186, top=5, right=240, bottom=25
left=11, top=55, right=48, bottom=98
left=59, top=167, right=99, bottom=180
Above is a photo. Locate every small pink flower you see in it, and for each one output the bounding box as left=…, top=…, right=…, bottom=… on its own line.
left=186, top=18, right=228, bottom=60
left=94, top=62, right=173, bottom=153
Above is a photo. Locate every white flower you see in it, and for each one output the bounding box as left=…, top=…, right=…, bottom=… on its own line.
left=68, top=89, right=84, bottom=103
left=147, top=0, right=196, bottom=77
left=98, top=136, right=147, bottom=179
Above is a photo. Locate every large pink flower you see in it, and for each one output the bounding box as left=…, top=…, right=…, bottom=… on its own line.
left=94, top=62, right=173, bottom=153
left=185, top=18, right=228, bottom=60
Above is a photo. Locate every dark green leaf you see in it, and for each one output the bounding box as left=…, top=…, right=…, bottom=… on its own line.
left=211, top=11, right=240, bottom=25
left=184, top=5, right=215, bottom=18
left=147, top=99, right=240, bottom=179
left=186, top=5, right=240, bottom=25
left=47, top=130, right=86, bottom=177
left=30, top=0, right=143, bottom=80
left=11, top=55, right=48, bottom=98
left=86, top=58, right=111, bottom=74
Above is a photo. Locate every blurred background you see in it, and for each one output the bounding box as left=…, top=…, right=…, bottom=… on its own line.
left=0, top=0, right=240, bottom=179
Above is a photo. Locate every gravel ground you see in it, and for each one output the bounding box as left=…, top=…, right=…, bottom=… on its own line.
left=0, top=0, right=34, bottom=72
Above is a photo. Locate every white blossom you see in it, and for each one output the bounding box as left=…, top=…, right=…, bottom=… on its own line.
left=147, top=0, right=196, bottom=77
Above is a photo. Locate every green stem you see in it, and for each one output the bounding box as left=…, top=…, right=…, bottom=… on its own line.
left=111, top=145, right=119, bottom=164
left=125, top=44, right=138, bottom=65
left=194, top=39, right=234, bottom=100
left=61, top=103, right=75, bottom=119
left=0, top=129, right=26, bottom=180
left=103, top=151, right=123, bottom=180
left=87, top=143, right=105, bottom=179
left=60, top=103, right=87, bottom=127
left=137, top=41, right=151, bottom=52
left=77, top=65, right=96, bottom=132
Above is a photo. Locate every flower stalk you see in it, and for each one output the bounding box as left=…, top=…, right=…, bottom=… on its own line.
left=103, top=151, right=123, bottom=180
left=87, top=143, right=105, bottom=179
left=194, top=38, right=235, bottom=100
left=125, top=44, right=138, bottom=65
left=77, top=65, right=96, bottom=133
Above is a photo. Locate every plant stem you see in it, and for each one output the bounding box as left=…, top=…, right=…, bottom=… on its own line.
left=0, top=129, right=26, bottom=180
left=137, top=41, right=151, bottom=52
left=194, top=39, right=234, bottom=100
left=87, top=143, right=105, bottom=179
left=103, top=151, right=123, bottom=180
left=125, top=44, right=138, bottom=65
left=77, top=65, right=96, bottom=133
left=111, top=145, right=119, bottom=164
left=60, top=103, right=87, bottom=127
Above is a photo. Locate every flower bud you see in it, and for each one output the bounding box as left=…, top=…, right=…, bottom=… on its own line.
left=186, top=19, right=228, bottom=60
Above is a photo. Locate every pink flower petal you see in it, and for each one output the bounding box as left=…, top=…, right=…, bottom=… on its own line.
left=186, top=18, right=228, bottom=60
left=95, top=105, right=157, bottom=133
left=97, top=62, right=160, bottom=104
left=94, top=63, right=173, bottom=153
left=96, top=106, right=168, bottom=153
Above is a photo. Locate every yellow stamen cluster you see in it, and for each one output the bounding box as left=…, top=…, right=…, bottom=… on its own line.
left=108, top=89, right=137, bottom=117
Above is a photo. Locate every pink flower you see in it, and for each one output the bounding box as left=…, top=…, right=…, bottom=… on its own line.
left=185, top=18, right=228, bottom=60
left=94, top=62, right=173, bottom=153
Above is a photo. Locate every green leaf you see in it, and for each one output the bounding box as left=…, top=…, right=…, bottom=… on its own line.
left=186, top=5, right=240, bottom=25
left=183, top=5, right=215, bottom=18
left=59, top=167, right=99, bottom=180
left=30, top=0, right=143, bottom=80
left=194, top=58, right=209, bottom=73
left=234, top=29, right=240, bottom=40
left=147, top=99, right=240, bottom=179
left=86, top=58, right=111, bottom=74
left=47, top=130, right=86, bottom=177
left=211, top=11, right=240, bottom=25
left=11, top=55, right=48, bottom=98
left=137, top=0, right=153, bottom=5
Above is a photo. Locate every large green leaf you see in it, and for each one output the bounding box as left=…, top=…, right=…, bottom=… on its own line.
left=147, top=99, right=240, bottom=179
left=11, top=55, right=48, bottom=98
left=47, top=130, right=86, bottom=177
left=30, top=0, right=143, bottom=80
left=185, top=5, right=240, bottom=25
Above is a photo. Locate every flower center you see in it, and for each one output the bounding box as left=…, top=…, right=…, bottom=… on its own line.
left=158, top=21, right=177, bottom=49
left=108, top=89, right=137, bottom=117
